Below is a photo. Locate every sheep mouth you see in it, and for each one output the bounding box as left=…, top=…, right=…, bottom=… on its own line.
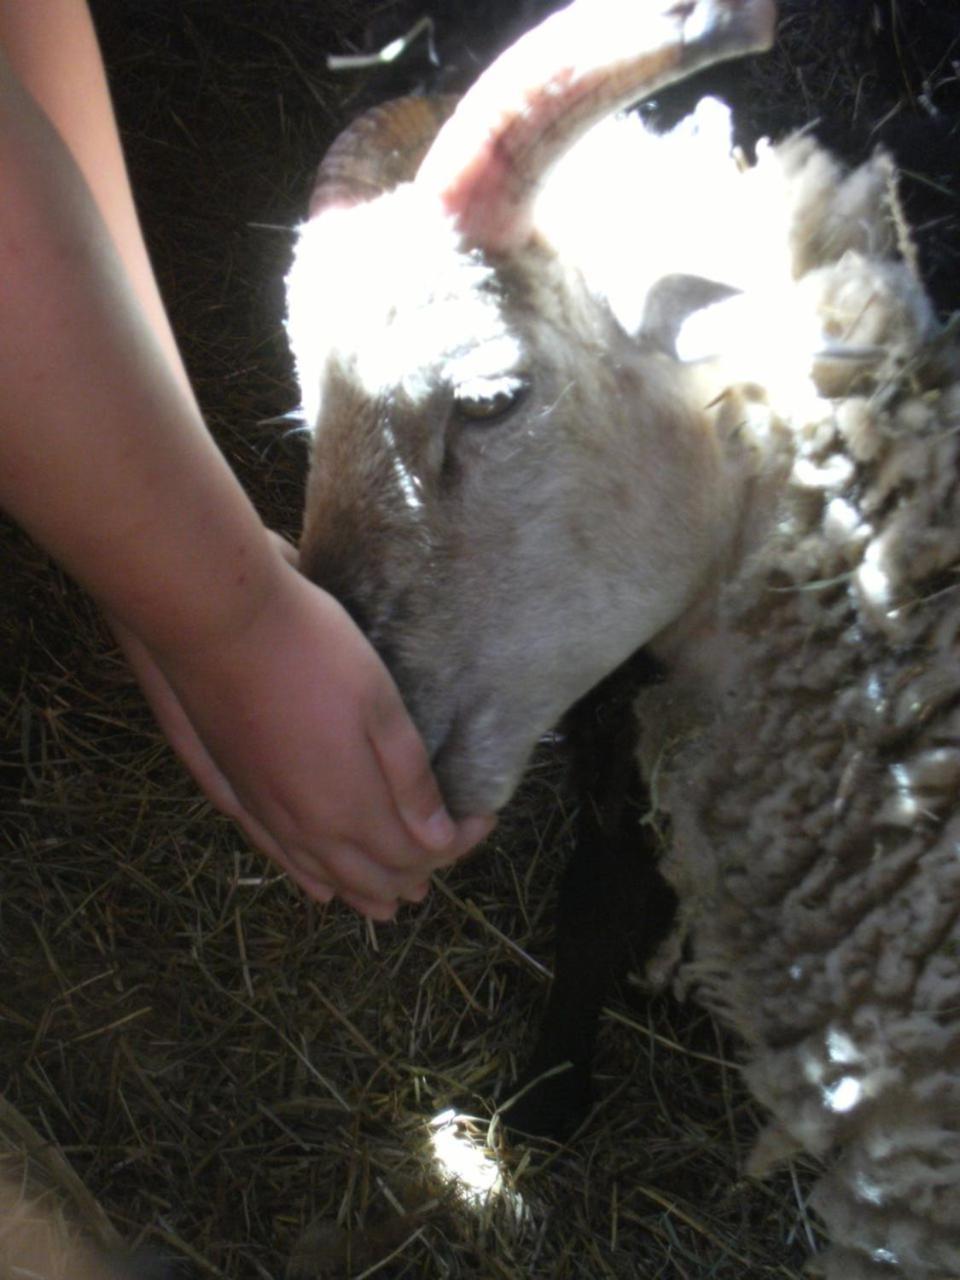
left=428, top=700, right=541, bottom=818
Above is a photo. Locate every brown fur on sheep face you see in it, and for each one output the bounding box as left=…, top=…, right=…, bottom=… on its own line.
left=290, top=0, right=774, bottom=816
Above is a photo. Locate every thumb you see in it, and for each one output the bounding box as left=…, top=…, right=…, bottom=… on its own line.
left=368, top=686, right=458, bottom=854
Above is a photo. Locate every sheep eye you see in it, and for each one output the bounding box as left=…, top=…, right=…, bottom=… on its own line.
left=454, top=374, right=529, bottom=423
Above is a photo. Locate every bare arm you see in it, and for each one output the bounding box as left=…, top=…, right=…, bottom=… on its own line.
left=0, top=3, right=490, bottom=915
left=0, top=0, right=189, bottom=390
left=0, top=42, right=276, bottom=647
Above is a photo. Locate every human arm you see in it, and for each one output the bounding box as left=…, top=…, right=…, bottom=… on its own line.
left=0, top=6, right=491, bottom=916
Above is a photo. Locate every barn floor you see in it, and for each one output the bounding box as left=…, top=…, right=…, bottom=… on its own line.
left=1, top=2, right=957, bottom=1276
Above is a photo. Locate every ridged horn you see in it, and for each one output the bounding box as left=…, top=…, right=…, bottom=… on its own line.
left=415, top=0, right=777, bottom=254
left=309, top=94, right=459, bottom=217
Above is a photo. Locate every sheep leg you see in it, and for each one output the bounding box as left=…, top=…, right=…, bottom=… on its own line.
left=501, top=653, right=676, bottom=1141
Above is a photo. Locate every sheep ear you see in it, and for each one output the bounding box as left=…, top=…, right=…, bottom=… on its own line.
left=308, top=95, right=458, bottom=217
left=639, top=274, right=740, bottom=357
left=415, top=0, right=777, bottom=256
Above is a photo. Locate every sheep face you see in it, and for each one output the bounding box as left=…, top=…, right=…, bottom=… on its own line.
left=290, top=0, right=776, bottom=814
left=294, top=198, right=725, bottom=814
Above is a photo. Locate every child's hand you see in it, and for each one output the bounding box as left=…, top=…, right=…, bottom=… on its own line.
left=112, top=550, right=493, bottom=919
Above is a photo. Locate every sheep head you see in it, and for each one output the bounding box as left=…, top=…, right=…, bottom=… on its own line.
left=289, top=0, right=776, bottom=815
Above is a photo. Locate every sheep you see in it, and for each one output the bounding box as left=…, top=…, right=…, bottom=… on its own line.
left=285, top=0, right=960, bottom=1274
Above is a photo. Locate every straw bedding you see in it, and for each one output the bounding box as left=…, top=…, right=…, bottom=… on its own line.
left=1, top=1, right=956, bottom=1275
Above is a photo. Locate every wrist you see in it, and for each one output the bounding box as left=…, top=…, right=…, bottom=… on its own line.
left=107, top=521, right=294, bottom=667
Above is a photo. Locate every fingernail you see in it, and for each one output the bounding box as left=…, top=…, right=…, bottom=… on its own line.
left=424, top=806, right=456, bottom=850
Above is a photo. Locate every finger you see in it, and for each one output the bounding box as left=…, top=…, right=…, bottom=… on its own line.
left=425, top=815, right=497, bottom=875
left=283, top=864, right=337, bottom=905
left=320, top=840, right=418, bottom=902
left=402, top=879, right=431, bottom=903
left=229, top=809, right=336, bottom=907
left=193, top=767, right=336, bottom=907
left=229, top=803, right=288, bottom=863
left=117, top=625, right=240, bottom=808
left=338, top=784, right=495, bottom=884
left=263, top=840, right=338, bottom=901
left=338, top=890, right=398, bottom=921
left=227, top=811, right=333, bottom=907
left=368, top=695, right=456, bottom=855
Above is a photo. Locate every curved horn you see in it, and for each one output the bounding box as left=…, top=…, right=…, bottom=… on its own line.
left=309, top=95, right=458, bottom=217
left=416, top=0, right=777, bottom=254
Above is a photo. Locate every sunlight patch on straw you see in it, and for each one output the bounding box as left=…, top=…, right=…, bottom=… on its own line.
left=427, top=1110, right=524, bottom=1214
